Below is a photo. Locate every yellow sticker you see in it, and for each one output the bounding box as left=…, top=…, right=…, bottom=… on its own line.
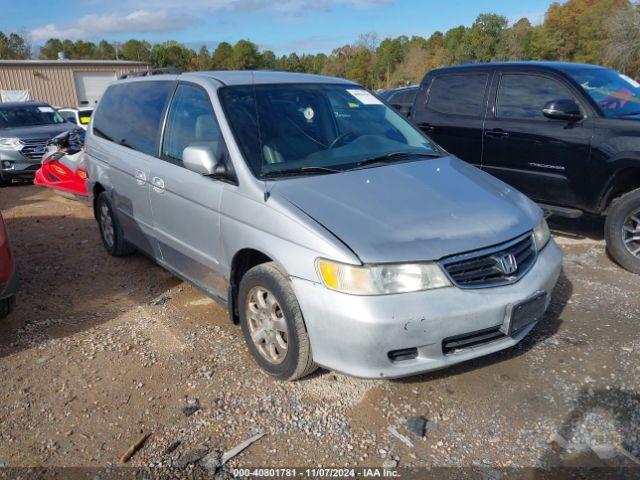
left=79, top=117, right=90, bottom=124
left=348, top=102, right=359, bottom=108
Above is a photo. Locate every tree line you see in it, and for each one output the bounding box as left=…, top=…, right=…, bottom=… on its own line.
left=1, top=0, right=639, bottom=89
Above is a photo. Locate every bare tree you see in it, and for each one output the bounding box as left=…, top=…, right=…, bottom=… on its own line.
left=605, top=2, right=640, bottom=77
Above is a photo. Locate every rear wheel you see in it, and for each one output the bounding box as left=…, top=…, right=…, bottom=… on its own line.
left=96, top=192, right=135, bottom=257
left=605, top=188, right=640, bottom=274
left=239, top=262, right=317, bottom=381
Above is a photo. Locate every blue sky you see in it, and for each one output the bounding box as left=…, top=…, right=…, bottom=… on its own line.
left=1, top=0, right=556, bottom=55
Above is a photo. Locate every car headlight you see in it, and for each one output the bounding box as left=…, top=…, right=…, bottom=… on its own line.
left=316, top=259, right=451, bottom=295
left=533, top=218, right=551, bottom=251
left=0, top=138, right=23, bottom=150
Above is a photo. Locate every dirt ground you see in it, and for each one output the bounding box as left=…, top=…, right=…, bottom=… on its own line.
left=1, top=184, right=639, bottom=476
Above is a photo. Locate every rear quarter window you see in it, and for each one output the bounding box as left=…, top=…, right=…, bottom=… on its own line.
left=426, top=74, right=489, bottom=117
left=93, top=81, right=174, bottom=156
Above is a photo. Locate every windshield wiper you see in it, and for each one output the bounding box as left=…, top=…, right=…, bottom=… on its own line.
left=262, top=166, right=343, bottom=178
left=347, top=151, right=440, bottom=171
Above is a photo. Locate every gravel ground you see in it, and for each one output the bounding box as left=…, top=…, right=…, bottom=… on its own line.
left=0, top=185, right=639, bottom=476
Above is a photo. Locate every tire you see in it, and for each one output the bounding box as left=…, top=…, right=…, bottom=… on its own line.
left=96, top=192, right=135, bottom=257
left=0, top=175, right=10, bottom=188
left=238, top=262, right=317, bottom=381
left=0, top=297, right=14, bottom=319
left=605, top=188, right=640, bottom=274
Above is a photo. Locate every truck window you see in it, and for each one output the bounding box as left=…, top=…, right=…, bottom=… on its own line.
left=426, top=74, right=489, bottom=117
left=497, top=74, right=578, bottom=120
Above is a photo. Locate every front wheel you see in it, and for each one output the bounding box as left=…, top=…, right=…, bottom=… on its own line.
left=605, top=188, right=640, bottom=274
left=0, top=175, right=10, bottom=188
left=239, top=262, right=317, bottom=381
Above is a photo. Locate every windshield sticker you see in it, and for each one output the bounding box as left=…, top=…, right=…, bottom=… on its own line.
left=37, top=106, right=54, bottom=113
left=346, top=89, right=383, bottom=105
left=620, top=74, right=640, bottom=89
left=303, top=107, right=315, bottom=121
left=348, top=102, right=359, bottom=108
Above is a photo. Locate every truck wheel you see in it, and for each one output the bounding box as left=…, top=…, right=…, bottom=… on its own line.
left=605, top=188, right=640, bottom=274
left=96, top=192, right=135, bottom=257
left=239, top=262, right=317, bottom=381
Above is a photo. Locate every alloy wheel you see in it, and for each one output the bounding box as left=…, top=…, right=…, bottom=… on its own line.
left=246, top=286, right=288, bottom=364
left=623, top=209, right=640, bottom=258
left=100, top=203, right=115, bottom=248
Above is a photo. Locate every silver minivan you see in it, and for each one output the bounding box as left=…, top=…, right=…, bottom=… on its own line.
left=85, top=71, right=562, bottom=380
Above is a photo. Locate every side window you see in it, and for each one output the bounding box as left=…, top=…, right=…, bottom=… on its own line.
left=497, top=74, right=578, bottom=120
left=162, top=84, right=222, bottom=165
left=426, top=74, right=489, bottom=117
left=93, top=81, right=174, bottom=156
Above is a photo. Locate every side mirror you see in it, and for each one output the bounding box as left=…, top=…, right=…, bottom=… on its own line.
left=543, top=99, right=583, bottom=122
left=183, top=145, right=226, bottom=177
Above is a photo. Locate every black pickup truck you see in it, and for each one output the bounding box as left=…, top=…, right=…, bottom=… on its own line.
left=409, top=61, right=640, bottom=273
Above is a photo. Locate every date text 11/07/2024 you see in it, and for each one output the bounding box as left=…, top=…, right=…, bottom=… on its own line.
left=232, top=468, right=400, bottom=478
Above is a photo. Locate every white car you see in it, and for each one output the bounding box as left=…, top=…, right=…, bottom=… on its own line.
left=57, top=107, right=94, bottom=130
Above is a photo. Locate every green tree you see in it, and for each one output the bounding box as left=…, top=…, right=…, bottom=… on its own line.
left=193, top=45, right=212, bottom=70
left=231, top=40, right=260, bottom=70
left=261, top=50, right=277, bottom=70
left=39, top=38, right=63, bottom=59
left=96, top=40, right=116, bottom=60
left=150, top=41, right=195, bottom=70
left=0, top=32, right=30, bottom=59
left=211, top=42, right=233, bottom=70
left=119, top=39, right=152, bottom=62
left=467, top=13, right=508, bottom=62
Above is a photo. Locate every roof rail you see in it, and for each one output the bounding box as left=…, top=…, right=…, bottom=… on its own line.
left=119, top=67, right=182, bottom=80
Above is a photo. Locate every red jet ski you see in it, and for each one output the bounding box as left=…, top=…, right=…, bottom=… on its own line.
left=34, top=127, right=88, bottom=198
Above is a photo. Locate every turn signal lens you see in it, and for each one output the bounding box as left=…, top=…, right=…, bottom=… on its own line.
left=533, top=218, right=551, bottom=251
left=77, top=169, right=88, bottom=180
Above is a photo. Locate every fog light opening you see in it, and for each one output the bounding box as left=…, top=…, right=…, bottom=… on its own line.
left=388, top=347, right=418, bottom=363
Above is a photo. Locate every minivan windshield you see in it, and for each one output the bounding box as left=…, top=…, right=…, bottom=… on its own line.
left=0, top=104, right=66, bottom=128
left=566, top=67, right=640, bottom=118
left=218, top=84, right=439, bottom=178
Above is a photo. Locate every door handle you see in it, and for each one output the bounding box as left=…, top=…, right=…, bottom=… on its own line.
left=485, top=129, right=510, bottom=138
left=135, top=170, right=146, bottom=186
left=418, top=122, right=435, bottom=133
left=151, top=176, right=165, bottom=192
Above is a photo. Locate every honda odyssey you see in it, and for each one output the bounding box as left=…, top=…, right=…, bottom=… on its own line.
left=85, top=71, right=562, bottom=380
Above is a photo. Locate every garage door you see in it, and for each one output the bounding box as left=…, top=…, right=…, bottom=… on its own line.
left=74, top=71, right=116, bottom=107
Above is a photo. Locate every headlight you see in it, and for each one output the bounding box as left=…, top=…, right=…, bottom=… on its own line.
left=533, top=218, right=551, bottom=251
left=316, top=259, right=451, bottom=295
left=0, top=138, right=23, bottom=150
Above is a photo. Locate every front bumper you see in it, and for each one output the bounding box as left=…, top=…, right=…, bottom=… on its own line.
left=0, top=149, right=41, bottom=179
left=292, top=239, right=563, bottom=379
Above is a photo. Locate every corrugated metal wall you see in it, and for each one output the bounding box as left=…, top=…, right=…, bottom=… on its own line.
left=0, top=63, right=147, bottom=107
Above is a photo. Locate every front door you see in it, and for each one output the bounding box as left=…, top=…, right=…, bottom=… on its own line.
left=411, top=72, right=492, bottom=166
left=482, top=71, right=593, bottom=208
left=149, top=82, right=228, bottom=300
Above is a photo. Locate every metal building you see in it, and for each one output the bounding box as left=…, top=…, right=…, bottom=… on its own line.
left=0, top=60, right=148, bottom=108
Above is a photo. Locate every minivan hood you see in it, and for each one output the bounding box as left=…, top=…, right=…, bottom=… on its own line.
left=0, top=123, right=73, bottom=140
left=270, top=156, right=541, bottom=264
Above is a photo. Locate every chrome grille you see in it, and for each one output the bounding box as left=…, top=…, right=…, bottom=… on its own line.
left=20, top=138, right=50, bottom=160
left=440, top=233, right=537, bottom=289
